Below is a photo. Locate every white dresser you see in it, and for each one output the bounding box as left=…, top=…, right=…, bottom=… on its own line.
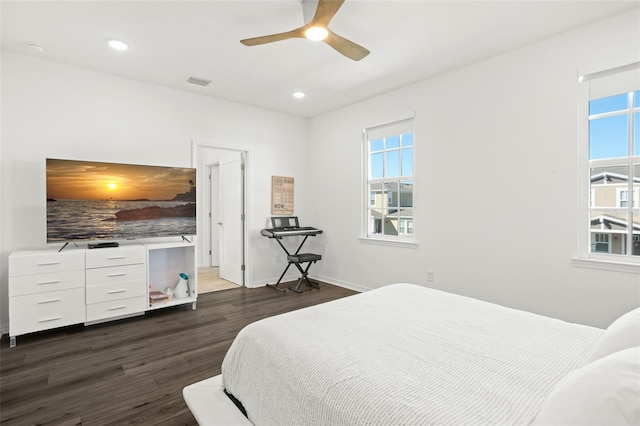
left=85, top=245, right=147, bottom=323
left=8, top=250, right=86, bottom=348
left=8, top=242, right=197, bottom=347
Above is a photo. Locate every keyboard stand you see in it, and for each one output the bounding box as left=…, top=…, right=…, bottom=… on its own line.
left=266, top=234, right=321, bottom=293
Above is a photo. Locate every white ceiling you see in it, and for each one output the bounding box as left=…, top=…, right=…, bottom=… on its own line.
left=1, top=1, right=637, bottom=117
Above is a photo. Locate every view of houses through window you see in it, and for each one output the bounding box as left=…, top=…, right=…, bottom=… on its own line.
left=588, top=90, right=640, bottom=256
left=364, top=119, right=414, bottom=240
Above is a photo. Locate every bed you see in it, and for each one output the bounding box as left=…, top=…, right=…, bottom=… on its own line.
left=183, top=283, right=640, bottom=425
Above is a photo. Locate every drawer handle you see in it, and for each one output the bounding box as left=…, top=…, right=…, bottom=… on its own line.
left=38, top=316, right=62, bottom=323
left=107, top=273, right=127, bottom=277
left=108, top=305, right=127, bottom=311
left=37, top=261, right=61, bottom=266
left=107, top=256, right=127, bottom=260
left=38, top=298, right=61, bottom=304
left=108, top=289, right=127, bottom=294
left=37, top=280, right=61, bottom=285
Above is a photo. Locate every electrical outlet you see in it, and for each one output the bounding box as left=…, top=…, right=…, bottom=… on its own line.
left=427, top=270, right=434, bottom=282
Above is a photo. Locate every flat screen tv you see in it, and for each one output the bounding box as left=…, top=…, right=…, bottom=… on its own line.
left=46, top=158, right=196, bottom=242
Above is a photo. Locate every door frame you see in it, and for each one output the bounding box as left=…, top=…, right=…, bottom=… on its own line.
left=192, top=140, right=250, bottom=286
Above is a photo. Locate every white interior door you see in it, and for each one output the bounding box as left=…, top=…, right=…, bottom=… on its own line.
left=208, top=164, right=220, bottom=267
left=219, top=153, right=243, bottom=284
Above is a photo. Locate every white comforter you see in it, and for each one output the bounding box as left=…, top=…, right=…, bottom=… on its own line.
left=222, top=283, right=602, bottom=425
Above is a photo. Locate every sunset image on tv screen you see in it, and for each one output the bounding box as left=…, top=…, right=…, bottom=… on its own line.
left=46, top=159, right=196, bottom=242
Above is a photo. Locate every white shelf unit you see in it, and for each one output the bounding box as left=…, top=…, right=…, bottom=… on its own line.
left=7, top=241, right=198, bottom=347
left=145, top=242, right=197, bottom=311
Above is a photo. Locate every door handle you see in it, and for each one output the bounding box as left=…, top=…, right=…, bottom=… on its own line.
left=217, top=222, right=222, bottom=226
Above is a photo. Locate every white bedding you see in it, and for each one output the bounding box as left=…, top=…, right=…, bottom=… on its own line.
left=221, top=283, right=603, bottom=425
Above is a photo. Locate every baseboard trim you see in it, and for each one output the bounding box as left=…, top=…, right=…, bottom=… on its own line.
left=313, top=275, right=370, bottom=293
left=250, top=274, right=370, bottom=294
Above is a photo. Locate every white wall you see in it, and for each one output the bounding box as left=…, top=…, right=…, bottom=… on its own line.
left=308, top=10, right=640, bottom=329
left=2, top=10, right=638, bottom=335
left=0, top=51, right=310, bottom=332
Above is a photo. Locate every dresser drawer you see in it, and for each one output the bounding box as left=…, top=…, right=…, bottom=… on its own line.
left=9, top=288, right=85, bottom=335
left=86, top=296, right=146, bottom=322
left=9, top=251, right=84, bottom=276
left=86, top=246, right=146, bottom=269
left=9, top=306, right=85, bottom=336
left=86, top=263, right=146, bottom=287
left=9, top=270, right=85, bottom=296
left=86, top=279, right=147, bottom=304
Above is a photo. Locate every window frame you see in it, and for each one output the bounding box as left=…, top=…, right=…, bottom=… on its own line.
left=575, top=55, right=640, bottom=272
left=361, top=118, right=417, bottom=246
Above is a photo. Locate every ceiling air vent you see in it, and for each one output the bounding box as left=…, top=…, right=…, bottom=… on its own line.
left=187, top=76, right=212, bottom=87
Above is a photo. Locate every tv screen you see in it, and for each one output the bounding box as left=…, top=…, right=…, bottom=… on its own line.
left=46, top=158, right=196, bottom=242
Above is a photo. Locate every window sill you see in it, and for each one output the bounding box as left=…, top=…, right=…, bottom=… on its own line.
left=571, top=257, right=640, bottom=274
left=359, top=236, right=418, bottom=248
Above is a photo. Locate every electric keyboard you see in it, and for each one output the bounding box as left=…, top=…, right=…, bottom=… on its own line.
left=260, top=216, right=323, bottom=238
left=260, top=226, right=323, bottom=238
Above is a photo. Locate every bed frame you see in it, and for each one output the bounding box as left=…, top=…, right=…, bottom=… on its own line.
left=183, top=375, right=251, bottom=426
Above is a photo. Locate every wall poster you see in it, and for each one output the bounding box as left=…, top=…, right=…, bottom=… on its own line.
left=271, top=176, right=294, bottom=215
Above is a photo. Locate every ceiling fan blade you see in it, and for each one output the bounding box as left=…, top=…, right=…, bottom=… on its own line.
left=311, top=0, right=345, bottom=27
left=240, top=28, right=305, bottom=46
left=324, top=31, right=370, bottom=61
left=240, top=0, right=371, bottom=61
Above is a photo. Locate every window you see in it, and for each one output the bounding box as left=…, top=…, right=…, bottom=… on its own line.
left=587, top=94, right=639, bottom=257
left=617, top=187, right=639, bottom=208
left=579, top=58, right=639, bottom=265
left=618, top=189, right=629, bottom=208
left=363, top=119, right=414, bottom=242
left=592, top=233, right=610, bottom=253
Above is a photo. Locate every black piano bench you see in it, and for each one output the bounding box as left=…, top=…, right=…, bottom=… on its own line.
left=287, top=253, right=322, bottom=293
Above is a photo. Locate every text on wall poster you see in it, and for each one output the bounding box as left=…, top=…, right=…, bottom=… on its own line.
left=271, top=176, right=294, bottom=215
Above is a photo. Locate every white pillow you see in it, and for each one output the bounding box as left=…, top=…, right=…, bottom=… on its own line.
left=591, top=307, right=640, bottom=362
left=533, top=347, right=640, bottom=426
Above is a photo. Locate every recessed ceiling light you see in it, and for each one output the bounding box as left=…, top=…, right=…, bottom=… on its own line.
left=107, top=39, right=129, bottom=51
left=293, top=91, right=306, bottom=99
left=27, top=43, right=46, bottom=53
left=304, top=26, right=328, bottom=41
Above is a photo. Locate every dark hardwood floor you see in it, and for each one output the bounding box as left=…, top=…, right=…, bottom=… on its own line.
left=0, top=283, right=357, bottom=425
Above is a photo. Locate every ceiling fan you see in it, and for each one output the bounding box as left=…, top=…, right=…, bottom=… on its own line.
left=240, top=0, right=370, bottom=61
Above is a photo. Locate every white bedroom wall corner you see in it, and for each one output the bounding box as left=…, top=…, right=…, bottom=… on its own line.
left=307, top=9, right=640, bottom=329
